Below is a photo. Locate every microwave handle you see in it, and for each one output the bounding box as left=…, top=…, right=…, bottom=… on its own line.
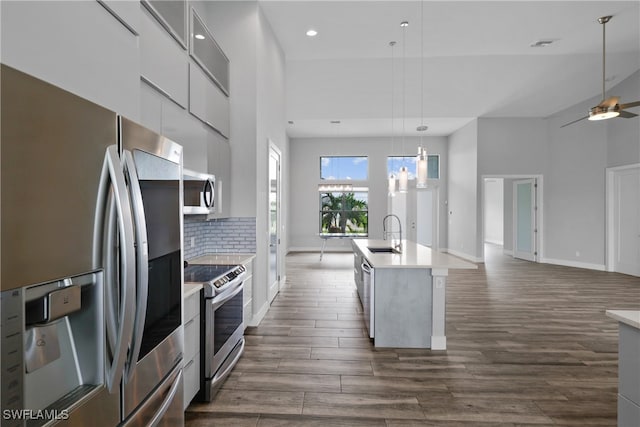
left=203, top=178, right=214, bottom=208
left=123, top=151, right=149, bottom=381
left=99, top=145, right=137, bottom=393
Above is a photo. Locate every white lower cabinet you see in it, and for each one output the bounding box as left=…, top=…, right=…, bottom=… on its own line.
left=243, top=260, right=253, bottom=328
left=183, top=289, right=201, bottom=409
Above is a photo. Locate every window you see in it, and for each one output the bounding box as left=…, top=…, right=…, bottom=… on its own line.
left=388, top=155, right=440, bottom=179
left=320, top=156, right=368, bottom=180
left=319, top=190, right=368, bottom=236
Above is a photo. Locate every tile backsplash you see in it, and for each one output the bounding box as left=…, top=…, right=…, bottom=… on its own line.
left=184, top=217, right=256, bottom=259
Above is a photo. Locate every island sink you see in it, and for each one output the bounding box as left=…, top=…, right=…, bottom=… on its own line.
left=367, top=246, right=401, bottom=254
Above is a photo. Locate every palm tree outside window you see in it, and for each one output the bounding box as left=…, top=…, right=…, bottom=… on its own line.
left=319, top=191, right=368, bottom=236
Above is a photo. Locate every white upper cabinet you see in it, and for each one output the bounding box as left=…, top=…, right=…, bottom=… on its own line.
left=141, top=0, right=187, bottom=49
left=208, top=132, right=231, bottom=218
left=190, top=8, right=229, bottom=95
left=189, top=63, right=230, bottom=138
left=97, top=0, right=140, bottom=34
left=140, top=5, right=188, bottom=108
left=0, top=0, right=140, bottom=119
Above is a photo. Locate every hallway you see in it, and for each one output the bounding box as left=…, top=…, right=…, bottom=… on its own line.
left=187, top=248, right=640, bottom=426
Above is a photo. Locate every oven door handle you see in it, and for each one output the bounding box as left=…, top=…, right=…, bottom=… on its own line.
left=210, top=280, right=243, bottom=311
left=123, top=150, right=149, bottom=382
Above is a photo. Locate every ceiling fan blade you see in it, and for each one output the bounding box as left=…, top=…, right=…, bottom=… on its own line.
left=618, top=110, right=638, bottom=118
left=560, top=116, right=589, bottom=128
left=619, top=100, right=640, bottom=110
left=598, top=96, right=619, bottom=108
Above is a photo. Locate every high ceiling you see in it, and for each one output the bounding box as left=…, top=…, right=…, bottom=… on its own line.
left=259, top=0, right=640, bottom=138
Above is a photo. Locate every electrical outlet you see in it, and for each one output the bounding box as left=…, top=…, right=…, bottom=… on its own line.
left=190, top=237, right=195, bottom=248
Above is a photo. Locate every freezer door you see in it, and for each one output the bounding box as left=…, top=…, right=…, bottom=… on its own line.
left=0, top=65, right=118, bottom=291
left=122, top=367, right=184, bottom=427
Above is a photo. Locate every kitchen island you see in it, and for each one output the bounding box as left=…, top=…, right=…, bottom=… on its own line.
left=605, top=310, right=640, bottom=427
left=352, top=239, right=476, bottom=349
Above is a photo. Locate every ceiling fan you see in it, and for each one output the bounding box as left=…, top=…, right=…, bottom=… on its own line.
left=561, top=16, right=640, bottom=128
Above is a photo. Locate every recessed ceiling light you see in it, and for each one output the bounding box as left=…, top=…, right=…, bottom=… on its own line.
left=400, top=21, right=409, bottom=27
left=195, top=34, right=205, bottom=40
left=306, top=29, right=318, bottom=37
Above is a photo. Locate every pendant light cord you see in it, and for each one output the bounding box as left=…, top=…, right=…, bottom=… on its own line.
left=401, top=21, right=407, bottom=167
left=601, top=18, right=606, bottom=100
left=391, top=41, right=395, bottom=169
left=420, top=1, right=424, bottom=126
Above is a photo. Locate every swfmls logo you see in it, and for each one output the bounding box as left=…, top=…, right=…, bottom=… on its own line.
left=2, top=409, right=69, bottom=421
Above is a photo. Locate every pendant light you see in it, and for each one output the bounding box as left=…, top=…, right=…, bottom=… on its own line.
left=416, top=0, right=428, bottom=188
left=388, top=41, right=397, bottom=196
left=398, top=20, right=409, bottom=193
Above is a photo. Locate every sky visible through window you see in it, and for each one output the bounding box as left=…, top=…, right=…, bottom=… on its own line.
left=388, top=155, right=439, bottom=179
left=320, top=156, right=368, bottom=180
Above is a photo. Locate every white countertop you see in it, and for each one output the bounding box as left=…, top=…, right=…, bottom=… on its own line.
left=184, top=283, right=203, bottom=298
left=353, top=239, right=477, bottom=270
left=188, top=253, right=255, bottom=266
left=606, top=310, right=640, bottom=330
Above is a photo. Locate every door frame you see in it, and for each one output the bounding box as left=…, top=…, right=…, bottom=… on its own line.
left=479, top=174, right=544, bottom=262
left=606, top=163, right=640, bottom=273
left=268, top=141, right=282, bottom=302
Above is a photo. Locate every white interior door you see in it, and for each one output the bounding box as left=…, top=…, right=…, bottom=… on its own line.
left=416, top=188, right=437, bottom=248
left=612, top=167, right=640, bottom=276
left=268, top=145, right=281, bottom=302
left=513, top=179, right=537, bottom=262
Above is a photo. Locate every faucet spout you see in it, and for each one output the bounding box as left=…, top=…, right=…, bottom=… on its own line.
left=382, top=214, right=403, bottom=253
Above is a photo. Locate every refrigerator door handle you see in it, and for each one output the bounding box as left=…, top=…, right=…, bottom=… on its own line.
left=123, top=150, right=149, bottom=382
left=100, top=145, right=137, bottom=393
left=148, top=369, right=183, bottom=427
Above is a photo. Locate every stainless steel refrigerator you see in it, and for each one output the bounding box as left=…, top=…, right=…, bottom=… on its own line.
left=1, top=65, right=184, bottom=427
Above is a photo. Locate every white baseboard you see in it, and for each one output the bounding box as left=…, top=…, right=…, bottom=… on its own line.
left=248, top=301, right=269, bottom=327
left=503, top=249, right=513, bottom=256
left=484, top=239, right=504, bottom=246
left=431, top=336, right=447, bottom=350
left=442, top=248, right=482, bottom=263
left=541, top=257, right=605, bottom=271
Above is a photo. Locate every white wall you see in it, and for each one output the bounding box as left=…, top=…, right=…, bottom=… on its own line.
left=199, top=1, right=288, bottom=322
left=483, top=178, right=504, bottom=245
left=289, top=135, right=448, bottom=251
left=446, top=119, right=478, bottom=261
left=543, top=70, right=640, bottom=269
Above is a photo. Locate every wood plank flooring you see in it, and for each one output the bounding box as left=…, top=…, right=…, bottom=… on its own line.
left=186, top=245, right=640, bottom=426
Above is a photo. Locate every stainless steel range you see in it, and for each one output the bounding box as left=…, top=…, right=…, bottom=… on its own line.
left=184, top=263, right=246, bottom=401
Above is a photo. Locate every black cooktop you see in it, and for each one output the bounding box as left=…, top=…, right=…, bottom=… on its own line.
left=184, top=264, right=236, bottom=283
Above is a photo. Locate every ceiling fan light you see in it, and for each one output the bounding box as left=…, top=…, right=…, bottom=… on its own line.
left=588, top=105, right=620, bottom=121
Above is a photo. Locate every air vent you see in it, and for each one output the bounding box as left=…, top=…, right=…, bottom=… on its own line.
left=530, top=39, right=555, bottom=48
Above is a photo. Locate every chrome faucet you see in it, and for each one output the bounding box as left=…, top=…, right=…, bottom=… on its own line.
left=382, top=214, right=402, bottom=253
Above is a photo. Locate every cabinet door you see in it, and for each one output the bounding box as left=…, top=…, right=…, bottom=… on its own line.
left=162, top=98, right=208, bottom=173
left=140, top=6, right=188, bottom=108
left=1, top=1, right=139, bottom=118
left=97, top=0, right=140, bottom=34
left=207, top=131, right=231, bottom=218
left=189, top=63, right=230, bottom=138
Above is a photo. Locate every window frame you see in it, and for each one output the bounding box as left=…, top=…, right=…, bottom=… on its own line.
left=387, top=154, right=440, bottom=180
left=318, top=189, right=369, bottom=237
left=320, top=155, right=369, bottom=181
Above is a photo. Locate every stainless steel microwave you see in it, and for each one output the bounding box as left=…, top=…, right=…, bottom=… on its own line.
left=183, top=169, right=216, bottom=215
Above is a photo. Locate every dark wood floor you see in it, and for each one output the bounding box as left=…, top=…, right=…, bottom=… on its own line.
left=186, top=245, right=640, bottom=426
